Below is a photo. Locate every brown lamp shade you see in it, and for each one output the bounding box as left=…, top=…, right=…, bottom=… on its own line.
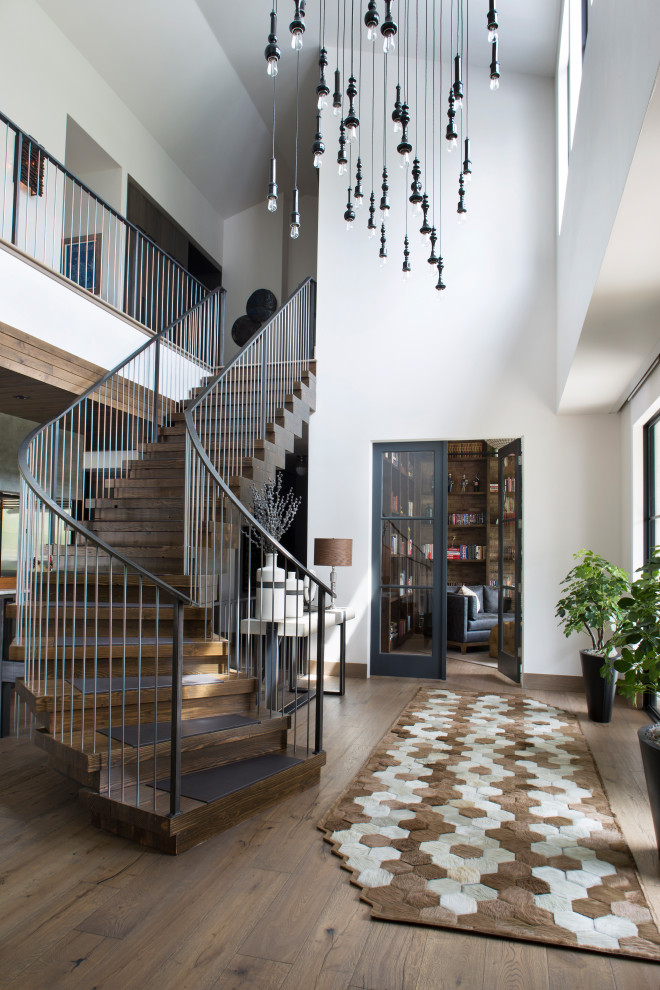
left=314, top=538, right=353, bottom=567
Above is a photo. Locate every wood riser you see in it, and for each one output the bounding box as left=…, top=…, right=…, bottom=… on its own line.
left=82, top=749, right=326, bottom=853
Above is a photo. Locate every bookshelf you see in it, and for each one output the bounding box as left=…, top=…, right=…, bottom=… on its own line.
left=379, top=449, right=434, bottom=653
left=446, top=440, right=491, bottom=586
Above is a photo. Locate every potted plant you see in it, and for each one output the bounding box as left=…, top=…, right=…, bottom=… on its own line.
left=555, top=549, right=629, bottom=722
left=603, top=553, right=660, bottom=851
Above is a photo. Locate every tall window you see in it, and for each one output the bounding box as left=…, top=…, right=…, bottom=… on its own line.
left=644, top=412, right=660, bottom=561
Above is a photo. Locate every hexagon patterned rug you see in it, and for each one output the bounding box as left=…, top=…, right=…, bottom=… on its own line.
left=318, top=688, right=660, bottom=960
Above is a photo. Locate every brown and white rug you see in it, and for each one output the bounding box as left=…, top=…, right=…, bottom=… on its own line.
left=319, top=688, right=660, bottom=960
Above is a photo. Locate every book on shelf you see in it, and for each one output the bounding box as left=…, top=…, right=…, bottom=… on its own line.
left=448, top=441, right=485, bottom=457
left=489, top=483, right=498, bottom=493
left=448, top=512, right=485, bottom=526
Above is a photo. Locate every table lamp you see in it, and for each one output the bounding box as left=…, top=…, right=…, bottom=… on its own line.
left=313, top=538, right=352, bottom=606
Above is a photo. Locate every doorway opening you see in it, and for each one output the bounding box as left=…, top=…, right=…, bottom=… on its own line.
left=371, top=439, right=523, bottom=682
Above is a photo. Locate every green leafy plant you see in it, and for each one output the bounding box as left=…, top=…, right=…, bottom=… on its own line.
left=604, top=552, right=660, bottom=703
left=555, top=549, right=629, bottom=655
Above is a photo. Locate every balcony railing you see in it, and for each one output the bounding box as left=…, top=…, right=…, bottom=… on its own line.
left=0, top=109, right=215, bottom=348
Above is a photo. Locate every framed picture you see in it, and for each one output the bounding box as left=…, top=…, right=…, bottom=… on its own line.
left=62, top=234, right=102, bottom=294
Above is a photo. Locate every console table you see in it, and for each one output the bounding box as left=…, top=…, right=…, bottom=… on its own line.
left=240, top=606, right=355, bottom=706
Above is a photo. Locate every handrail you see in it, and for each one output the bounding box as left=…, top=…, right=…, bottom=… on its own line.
left=18, top=285, right=224, bottom=601
left=0, top=108, right=213, bottom=336
left=18, top=445, right=191, bottom=607
left=184, top=281, right=329, bottom=594
left=17, top=282, right=225, bottom=817
left=0, top=107, right=205, bottom=294
left=184, top=277, right=329, bottom=753
left=32, top=286, right=225, bottom=440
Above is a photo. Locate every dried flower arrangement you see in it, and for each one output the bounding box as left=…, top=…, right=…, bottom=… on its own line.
left=249, top=473, right=301, bottom=552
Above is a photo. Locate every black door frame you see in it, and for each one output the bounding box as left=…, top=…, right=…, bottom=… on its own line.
left=497, top=439, right=522, bottom=683
left=370, top=441, right=447, bottom=678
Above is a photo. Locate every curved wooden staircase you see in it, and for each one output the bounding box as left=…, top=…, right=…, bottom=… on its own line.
left=13, top=279, right=328, bottom=853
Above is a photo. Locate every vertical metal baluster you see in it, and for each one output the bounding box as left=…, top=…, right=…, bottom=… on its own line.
left=153, top=586, right=159, bottom=811
left=170, top=600, right=184, bottom=817
left=136, top=576, right=142, bottom=807
left=107, top=558, right=113, bottom=798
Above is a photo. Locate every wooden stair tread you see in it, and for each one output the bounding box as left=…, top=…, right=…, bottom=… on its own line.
left=97, top=712, right=260, bottom=747
left=153, top=750, right=303, bottom=803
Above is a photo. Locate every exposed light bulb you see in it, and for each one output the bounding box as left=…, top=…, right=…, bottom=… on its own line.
left=447, top=137, right=457, bottom=150
left=317, top=94, right=328, bottom=109
left=393, top=120, right=402, bottom=134
left=379, top=254, right=388, bottom=267
left=333, top=105, right=342, bottom=116
left=346, top=220, right=354, bottom=231
left=367, top=25, right=378, bottom=41
left=400, top=151, right=410, bottom=167
left=402, top=269, right=411, bottom=281
left=267, top=195, right=278, bottom=213
left=354, top=193, right=364, bottom=209
left=412, top=202, right=423, bottom=219
left=488, top=28, right=498, bottom=43
left=290, top=223, right=300, bottom=238
left=291, top=31, right=303, bottom=51
left=383, top=34, right=395, bottom=54
left=455, top=95, right=463, bottom=110
left=346, top=124, right=357, bottom=141
left=313, top=152, right=323, bottom=168
left=338, top=163, right=347, bottom=176
left=368, top=226, right=376, bottom=239
left=490, top=77, right=500, bottom=90
left=266, top=59, right=279, bottom=78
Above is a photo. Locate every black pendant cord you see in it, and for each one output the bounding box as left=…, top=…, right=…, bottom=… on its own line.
left=428, top=0, right=438, bottom=266
left=355, top=0, right=363, bottom=206
left=333, top=0, right=341, bottom=114
left=290, top=44, right=301, bottom=238
left=368, top=34, right=376, bottom=235
left=436, top=0, right=446, bottom=291
left=419, top=0, right=431, bottom=239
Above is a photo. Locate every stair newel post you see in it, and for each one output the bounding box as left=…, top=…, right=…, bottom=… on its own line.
left=314, top=589, right=326, bottom=754
left=169, top=598, right=184, bottom=817
left=152, top=334, right=161, bottom=445
left=11, top=129, right=22, bottom=247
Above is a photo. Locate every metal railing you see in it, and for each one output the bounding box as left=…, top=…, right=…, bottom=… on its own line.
left=185, top=278, right=331, bottom=754
left=17, top=288, right=224, bottom=817
left=0, top=109, right=214, bottom=344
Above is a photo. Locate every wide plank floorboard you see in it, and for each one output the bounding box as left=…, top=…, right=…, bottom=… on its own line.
left=2, top=664, right=660, bottom=990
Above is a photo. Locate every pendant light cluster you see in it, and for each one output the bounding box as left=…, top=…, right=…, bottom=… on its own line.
left=263, top=1, right=501, bottom=287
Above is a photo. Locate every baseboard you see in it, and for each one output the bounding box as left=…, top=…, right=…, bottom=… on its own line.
left=311, top=661, right=367, bottom=679
left=523, top=673, right=584, bottom=692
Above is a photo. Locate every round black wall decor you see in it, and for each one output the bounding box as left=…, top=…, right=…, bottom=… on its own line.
left=231, top=315, right=261, bottom=347
left=246, top=289, right=277, bottom=325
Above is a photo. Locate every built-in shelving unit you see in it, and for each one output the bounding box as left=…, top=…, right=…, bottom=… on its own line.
left=446, top=441, right=492, bottom=586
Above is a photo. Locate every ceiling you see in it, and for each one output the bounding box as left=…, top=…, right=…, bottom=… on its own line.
left=35, top=0, right=562, bottom=222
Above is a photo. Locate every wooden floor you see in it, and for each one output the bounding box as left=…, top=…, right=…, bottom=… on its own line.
left=1, top=660, right=660, bottom=990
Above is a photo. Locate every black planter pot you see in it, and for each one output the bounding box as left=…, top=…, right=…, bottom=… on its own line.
left=638, top=726, right=660, bottom=855
left=579, top=650, right=617, bottom=723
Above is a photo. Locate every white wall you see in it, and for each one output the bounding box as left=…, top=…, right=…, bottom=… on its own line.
left=222, top=200, right=284, bottom=365
left=309, top=65, right=622, bottom=678
left=0, top=243, right=149, bottom=371
left=557, top=0, right=660, bottom=404
left=0, top=0, right=223, bottom=266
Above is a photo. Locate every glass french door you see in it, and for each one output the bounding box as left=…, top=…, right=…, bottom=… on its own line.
left=371, top=442, right=446, bottom=678
left=497, top=439, right=522, bottom=682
